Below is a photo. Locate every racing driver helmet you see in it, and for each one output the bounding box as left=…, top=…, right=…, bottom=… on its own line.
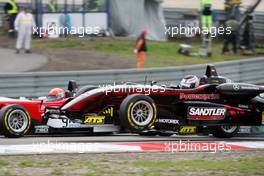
left=179, top=75, right=200, bottom=89
left=48, top=88, right=66, bottom=102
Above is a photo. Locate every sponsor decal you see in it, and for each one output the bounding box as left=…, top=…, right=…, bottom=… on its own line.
left=158, top=119, right=179, bottom=125
left=179, top=93, right=220, bottom=100
left=233, top=84, right=240, bottom=91
left=239, top=127, right=251, bottom=134
left=102, top=107, right=114, bottom=117
left=179, top=126, right=197, bottom=134
left=211, top=79, right=220, bottom=84
left=84, top=116, right=105, bottom=124
left=187, top=107, right=226, bottom=120
left=35, top=125, right=49, bottom=134
left=68, top=123, right=82, bottom=128
left=238, top=104, right=249, bottom=109
left=241, top=86, right=259, bottom=90
left=61, top=119, right=82, bottom=128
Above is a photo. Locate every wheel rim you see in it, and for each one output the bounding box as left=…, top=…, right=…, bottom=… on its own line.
left=7, top=110, right=29, bottom=133
left=220, top=125, right=238, bottom=133
left=130, top=100, right=154, bottom=126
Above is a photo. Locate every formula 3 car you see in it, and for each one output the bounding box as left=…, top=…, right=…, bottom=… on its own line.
left=1, top=65, right=264, bottom=138
left=0, top=81, right=81, bottom=138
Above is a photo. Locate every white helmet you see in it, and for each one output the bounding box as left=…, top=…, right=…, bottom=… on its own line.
left=180, top=75, right=200, bottom=89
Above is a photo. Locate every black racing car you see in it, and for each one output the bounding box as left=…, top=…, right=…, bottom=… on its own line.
left=42, top=64, right=264, bottom=138
left=3, top=65, right=264, bottom=138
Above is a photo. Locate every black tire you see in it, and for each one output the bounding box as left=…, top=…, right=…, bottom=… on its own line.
left=0, top=105, right=31, bottom=138
left=211, top=125, right=239, bottom=138
left=119, top=94, right=157, bottom=132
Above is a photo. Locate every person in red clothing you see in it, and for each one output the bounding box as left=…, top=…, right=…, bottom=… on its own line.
left=134, top=29, right=148, bottom=69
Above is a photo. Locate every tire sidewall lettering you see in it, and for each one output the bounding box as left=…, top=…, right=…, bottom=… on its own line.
left=4, top=108, right=13, bottom=133
left=24, top=111, right=31, bottom=134
left=147, top=103, right=157, bottom=128
left=127, top=102, right=136, bottom=128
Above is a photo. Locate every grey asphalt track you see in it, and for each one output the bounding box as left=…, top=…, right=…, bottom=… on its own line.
left=0, top=48, right=47, bottom=72
left=1, top=133, right=264, bottom=145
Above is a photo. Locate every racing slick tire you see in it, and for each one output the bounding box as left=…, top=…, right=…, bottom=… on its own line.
left=0, top=105, right=31, bottom=138
left=211, top=125, right=239, bottom=138
left=119, top=94, right=157, bottom=132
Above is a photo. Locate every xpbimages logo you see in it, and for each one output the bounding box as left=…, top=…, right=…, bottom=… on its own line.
left=165, top=25, right=232, bottom=38
left=98, top=82, right=166, bottom=95
left=164, top=141, right=232, bottom=153
left=33, top=26, right=101, bottom=38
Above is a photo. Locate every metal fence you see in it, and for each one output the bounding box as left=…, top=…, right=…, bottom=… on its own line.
left=0, top=57, right=263, bottom=98
left=0, top=1, right=109, bottom=29
left=254, top=12, right=264, bottom=39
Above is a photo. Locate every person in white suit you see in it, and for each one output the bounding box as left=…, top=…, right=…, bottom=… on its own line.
left=14, top=7, right=35, bottom=54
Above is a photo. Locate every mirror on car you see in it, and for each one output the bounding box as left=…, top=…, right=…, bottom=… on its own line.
left=151, top=81, right=157, bottom=86
left=68, top=80, right=78, bottom=93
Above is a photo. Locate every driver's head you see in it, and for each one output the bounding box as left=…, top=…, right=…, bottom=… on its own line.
left=48, top=88, right=66, bottom=102
left=179, top=75, right=200, bottom=89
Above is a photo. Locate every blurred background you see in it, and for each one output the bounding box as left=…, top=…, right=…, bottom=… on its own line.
left=0, top=0, right=263, bottom=71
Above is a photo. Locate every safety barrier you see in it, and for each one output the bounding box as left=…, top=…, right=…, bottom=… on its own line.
left=0, top=57, right=263, bottom=97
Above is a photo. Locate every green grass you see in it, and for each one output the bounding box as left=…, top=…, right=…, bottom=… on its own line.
left=0, top=160, right=9, bottom=168
left=19, top=160, right=52, bottom=168
left=50, top=168, right=64, bottom=176
left=133, top=157, right=264, bottom=176
left=1, top=156, right=264, bottom=176
left=32, top=37, right=264, bottom=68
left=0, top=172, right=15, bottom=176
left=16, top=157, right=264, bottom=176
